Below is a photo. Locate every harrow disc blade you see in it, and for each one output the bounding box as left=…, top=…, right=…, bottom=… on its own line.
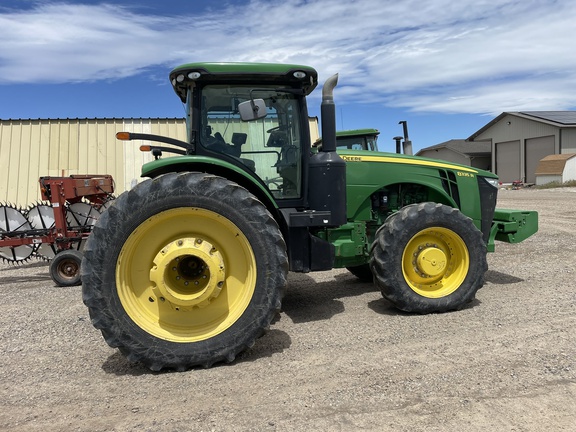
left=27, top=203, right=56, bottom=229
left=27, top=204, right=57, bottom=259
left=0, top=204, right=35, bottom=262
left=66, top=202, right=101, bottom=228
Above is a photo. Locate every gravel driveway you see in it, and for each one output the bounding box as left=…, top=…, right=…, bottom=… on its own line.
left=1, top=188, right=575, bottom=431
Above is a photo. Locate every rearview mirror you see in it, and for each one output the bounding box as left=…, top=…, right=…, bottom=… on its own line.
left=238, top=99, right=267, bottom=121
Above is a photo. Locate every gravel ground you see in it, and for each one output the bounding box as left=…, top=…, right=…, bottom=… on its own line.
left=1, top=188, right=575, bottom=431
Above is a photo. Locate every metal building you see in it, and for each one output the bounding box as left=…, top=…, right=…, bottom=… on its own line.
left=0, top=118, right=185, bottom=207
left=468, top=111, right=576, bottom=184
left=415, top=139, right=491, bottom=170
left=1, top=117, right=320, bottom=207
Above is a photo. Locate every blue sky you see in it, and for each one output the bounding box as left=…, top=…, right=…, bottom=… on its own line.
left=1, top=0, right=575, bottom=152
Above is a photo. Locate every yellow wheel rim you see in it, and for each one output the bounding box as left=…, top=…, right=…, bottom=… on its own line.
left=116, top=208, right=256, bottom=343
left=401, top=227, right=469, bottom=298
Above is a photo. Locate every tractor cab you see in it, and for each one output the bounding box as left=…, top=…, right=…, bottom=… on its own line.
left=170, top=63, right=319, bottom=202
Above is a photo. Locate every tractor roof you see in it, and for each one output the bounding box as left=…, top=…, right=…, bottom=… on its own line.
left=336, top=128, right=380, bottom=138
left=169, top=62, right=319, bottom=102
left=315, top=129, right=380, bottom=145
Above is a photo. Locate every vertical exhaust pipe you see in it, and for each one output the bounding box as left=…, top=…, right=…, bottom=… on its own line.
left=308, top=73, right=347, bottom=226
left=320, top=74, right=338, bottom=153
left=398, top=120, right=413, bottom=155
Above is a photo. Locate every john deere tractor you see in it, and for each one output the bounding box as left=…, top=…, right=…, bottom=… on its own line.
left=82, top=63, right=538, bottom=371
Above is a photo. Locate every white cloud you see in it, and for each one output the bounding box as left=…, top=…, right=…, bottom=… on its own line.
left=1, top=0, right=575, bottom=115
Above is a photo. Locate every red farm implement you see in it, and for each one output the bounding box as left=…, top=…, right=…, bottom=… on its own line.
left=0, top=175, right=114, bottom=286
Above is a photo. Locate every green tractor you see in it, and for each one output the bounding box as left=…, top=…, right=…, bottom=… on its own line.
left=82, top=63, right=538, bottom=371
left=314, top=128, right=381, bottom=152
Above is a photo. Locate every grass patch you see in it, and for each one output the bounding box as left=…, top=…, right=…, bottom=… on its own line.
left=536, top=180, right=576, bottom=189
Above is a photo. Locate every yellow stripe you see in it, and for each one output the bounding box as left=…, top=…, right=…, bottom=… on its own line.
left=341, top=155, right=478, bottom=173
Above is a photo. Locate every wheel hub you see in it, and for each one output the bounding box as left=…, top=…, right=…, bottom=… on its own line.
left=416, top=247, right=447, bottom=277
left=149, top=237, right=225, bottom=308
left=60, top=260, right=80, bottom=277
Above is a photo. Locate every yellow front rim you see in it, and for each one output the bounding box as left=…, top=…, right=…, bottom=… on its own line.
left=116, top=208, right=257, bottom=343
left=402, top=227, right=469, bottom=298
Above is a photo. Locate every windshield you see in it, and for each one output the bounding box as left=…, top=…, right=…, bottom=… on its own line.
left=197, top=84, right=304, bottom=199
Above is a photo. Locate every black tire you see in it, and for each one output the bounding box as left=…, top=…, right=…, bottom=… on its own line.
left=370, top=202, right=487, bottom=313
left=345, top=264, right=373, bottom=282
left=82, top=172, right=288, bottom=371
left=50, top=249, right=83, bottom=287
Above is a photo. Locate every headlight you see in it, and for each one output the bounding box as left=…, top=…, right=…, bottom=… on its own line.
left=483, top=177, right=499, bottom=188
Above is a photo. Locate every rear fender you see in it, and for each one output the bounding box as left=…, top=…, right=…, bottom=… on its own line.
left=141, top=155, right=278, bottom=211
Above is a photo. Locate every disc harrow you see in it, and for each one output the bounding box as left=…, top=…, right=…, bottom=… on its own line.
left=0, top=175, right=114, bottom=285
left=0, top=204, right=37, bottom=262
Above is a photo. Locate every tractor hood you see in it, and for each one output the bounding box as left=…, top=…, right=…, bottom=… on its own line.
left=337, top=149, right=498, bottom=180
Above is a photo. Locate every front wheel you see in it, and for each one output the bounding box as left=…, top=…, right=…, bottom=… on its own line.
left=370, top=203, right=487, bottom=313
left=82, top=172, right=288, bottom=370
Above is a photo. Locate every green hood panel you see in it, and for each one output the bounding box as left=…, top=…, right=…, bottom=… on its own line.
left=338, top=149, right=495, bottom=178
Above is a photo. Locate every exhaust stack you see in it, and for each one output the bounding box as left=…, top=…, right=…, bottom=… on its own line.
left=307, top=73, right=347, bottom=226
left=398, top=121, right=413, bottom=155
left=320, top=74, right=339, bottom=153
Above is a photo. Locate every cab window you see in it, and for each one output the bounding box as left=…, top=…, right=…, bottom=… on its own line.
left=199, top=84, right=304, bottom=199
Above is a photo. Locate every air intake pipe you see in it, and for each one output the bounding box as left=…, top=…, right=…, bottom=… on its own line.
left=307, top=73, right=347, bottom=226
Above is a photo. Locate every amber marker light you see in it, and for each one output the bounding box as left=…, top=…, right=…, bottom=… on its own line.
left=116, top=132, right=131, bottom=140
left=139, top=145, right=151, bottom=152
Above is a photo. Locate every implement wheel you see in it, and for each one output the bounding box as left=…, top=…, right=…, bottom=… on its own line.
left=50, top=249, right=83, bottom=287
left=82, top=172, right=288, bottom=371
left=370, top=202, right=486, bottom=313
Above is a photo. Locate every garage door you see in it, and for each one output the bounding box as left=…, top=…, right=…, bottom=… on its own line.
left=525, top=136, right=555, bottom=184
left=496, top=140, right=520, bottom=183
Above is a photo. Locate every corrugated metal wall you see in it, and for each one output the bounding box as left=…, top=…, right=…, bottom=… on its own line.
left=0, top=118, right=185, bottom=207
left=1, top=117, right=319, bottom=207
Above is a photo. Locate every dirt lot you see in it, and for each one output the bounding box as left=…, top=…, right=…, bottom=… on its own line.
left=1, top=188, right=575, bottom=431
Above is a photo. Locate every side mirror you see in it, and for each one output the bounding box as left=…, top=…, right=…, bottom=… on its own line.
left=238, top=99, right=267, bottom=121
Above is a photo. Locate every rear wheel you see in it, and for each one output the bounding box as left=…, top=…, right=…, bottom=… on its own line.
left=370, top=202, right=486, bottom=313
left=82, top=172, right=288, bottom=370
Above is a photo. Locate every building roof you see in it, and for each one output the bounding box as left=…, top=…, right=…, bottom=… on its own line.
left=535, top=153, right=576, bottom=175
left=521, top=111, right=576, bottom=125
left=416, top=139, right=491, bottom=157
left=468, top=111, right=576, bottom=141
